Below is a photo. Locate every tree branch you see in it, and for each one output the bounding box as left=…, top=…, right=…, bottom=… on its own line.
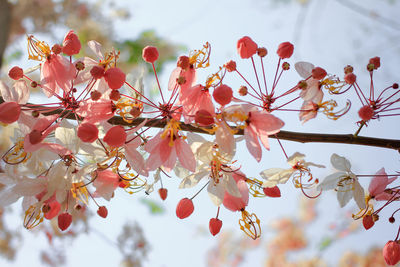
left=21, top=99, right=400, bottom=152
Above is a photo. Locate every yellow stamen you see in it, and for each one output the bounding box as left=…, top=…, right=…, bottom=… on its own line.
left=321, top=77, right=347, bottom=94
left=189, top=42, right=211, bottom=69
left=239, top=210, right=261, bottom=240
left=24, top=205, right=44, bottom=229
left=3, top=139, right=31, bottom=164
left=27, top=35, right=51, bottom=61
left=71, top=182, right=89, bottom=205
left=115, top=99, right=143, bottom=124
left=246, top=178, right=266, bottom=198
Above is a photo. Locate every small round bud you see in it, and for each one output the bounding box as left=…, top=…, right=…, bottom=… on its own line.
left=238, top=86, right=248, bottom=96
left=158, top=188, right=168, bottom=201
left=311, top=67, right=327, bottom=80
left=32, top=110, right=40, bottom=118
left=298, top=80, right=307, bottom=90
left=362, top=215, right=374, bottom=230
left=176, top=198, right=194, bottom=219
left=282, top=62, right=290, bottom=71
left=224, top=60, right=237, bottom=72
left=30, top=81, right=38, bottom=88
left=372, top=214, right=379, bottom=222
left=97, top=206, right=108, bottom=218
left=344, top=73, right=356, bottom=84
left=213, top=84, right=233, bottom=106
left=142, top=46, right=159, bottom=63
left=109, top=90, right=120, bottom=101
left=51, top=44, right=62, bottom=54
left=277, top=42, right=294, bottom=59
left=104, top=67, right=126, bottom=90
left=389, top=216, right=396, bottom=223
left=75, top=61, right=85, bottom=71
left=358, top=105, right=374, bottom=121
left=8, top=66, right=24, bottom=80
left=58, top=212, right=72, bottom=231
left=369, top=56, right=380, bottom=70
left=209, top=218, right=223, bottom=236
left=62, top=30, right=81, bottom=56
left=90, top=90, right=102, bottom=101
left=72, top=88, right=77, bottom=93
left=90, top=65, right=105, bottom=79
left=393, top=83, right=399, bottom=89
left=77, top=123, right=99, bottom=143
left=344, top=65, right=353, bottom=74
left=257, top=47, right=268, bottom=57
left=177, top=56, right=190, bottom=69
left=263, top=186, right=281, bottom=198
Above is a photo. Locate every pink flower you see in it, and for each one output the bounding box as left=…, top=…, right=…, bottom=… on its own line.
left=145, top=120, right=196, bottom=172
left=225, top=105, right=284, bottom=162
left=369, top=168, right=397, bottom=200
left=180, top=84, right=215, bottom=123
left=40, top=54, right=76, bottom=97
left=93, top=170, right=120, bottom=201
left=76, top=98, right=115, bottom=124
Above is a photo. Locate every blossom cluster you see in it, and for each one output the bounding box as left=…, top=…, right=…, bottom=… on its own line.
left=0, top=31, right=399, bottom=265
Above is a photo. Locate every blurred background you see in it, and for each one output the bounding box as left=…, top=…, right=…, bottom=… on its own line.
left=0, top=0, right=399, bottom=266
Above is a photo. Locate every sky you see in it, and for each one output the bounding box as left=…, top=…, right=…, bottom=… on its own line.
left=1, top=0, right=400, bottom=266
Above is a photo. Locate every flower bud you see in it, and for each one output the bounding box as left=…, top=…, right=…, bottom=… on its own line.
left=62, top=30, right=81, bottom=56
left=358, top=105, right=374, bottom=121
left=362, top=215, right=374, bottom=230
left=312, top=67, right=327, bottom=80
left=263, top=186, right=281, bottom=198
left=383, top=241, right=400, bottom=266
left=237, top=36, right=258, bottom=59
left=344, top=65, right=353, bottom=74
left=58, top=212, right=72, bottom=231
left=75, top=61, right=85, bottom=71
left=142, top=46, right=159, bottom=63
left=344, top=73, right=356, bottom=84
left=104, top=67, right=126, bottom=90
left=8, top=66, right=24, bottom=80
left=282, top=62, right=290, bottom=71
left=213, top=84, right=233, bottom=106
left=257, top=47, right=268, bottom=57
left=369, top=56, right=381, bottom=70
left=0, top=102, right=21, bottom=124
left=224, top=60, right=237, bottom=72
left=176, top=198, right=194, bottom=219
left=90, top=65, right=105, bottom=79
left=209, top=218, right=223, bottom=236
left=277, top=42, right=294, bottom=59
left=158, top=188, right=168, bottom=201
left=52, top=44, right=62, bottom=54
left=103, top=125, right=127, bottom=147
left=97, top=206, right=108, bottom=218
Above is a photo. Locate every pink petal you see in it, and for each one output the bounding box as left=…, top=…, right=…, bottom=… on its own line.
left=175, top=138, right=196, bottom=172
left=244, top=127, right=262, bottom=162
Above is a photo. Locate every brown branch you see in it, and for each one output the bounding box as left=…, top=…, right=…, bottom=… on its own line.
left=25, top=100, right=400, bottom=151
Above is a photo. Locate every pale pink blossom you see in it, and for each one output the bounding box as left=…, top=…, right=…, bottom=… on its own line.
left=369, top=168, right=397, bottom=201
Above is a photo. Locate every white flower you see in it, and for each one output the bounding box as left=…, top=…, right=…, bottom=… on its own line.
left=178, top=134, right=241, bottom=206
left=317, top=153, right=366, bottom=209
left=260, top=152, right=324, bottom=188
